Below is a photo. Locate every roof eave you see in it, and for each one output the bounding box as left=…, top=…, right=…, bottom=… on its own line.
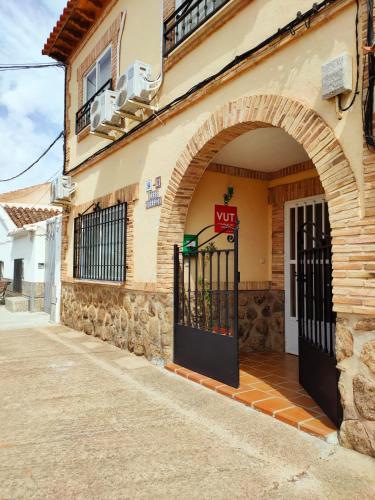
left=42, top=0, right=110, bottom=63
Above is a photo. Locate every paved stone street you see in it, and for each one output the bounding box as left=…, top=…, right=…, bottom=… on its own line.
left=0, top=310, right=374, bottom=499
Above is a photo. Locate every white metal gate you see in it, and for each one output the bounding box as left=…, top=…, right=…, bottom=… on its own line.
left=44, top=216, right=62, bottom=322
left=284, top=196, right=327, bottom=355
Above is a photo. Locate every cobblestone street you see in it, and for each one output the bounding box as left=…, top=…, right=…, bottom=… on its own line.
left=0, top=311, right=374, bottom=499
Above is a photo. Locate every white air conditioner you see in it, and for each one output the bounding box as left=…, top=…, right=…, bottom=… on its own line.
left=116, top=60, right=155, bottom=102
left=90, top=90, right=122, bottom=134
left=51, top=175, right=76, bottom=205
left=114, top=60, right=161, bottom=119
left=114, top=90, right=143, bottom=117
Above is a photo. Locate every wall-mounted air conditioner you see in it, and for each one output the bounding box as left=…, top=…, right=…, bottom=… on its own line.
left=90, top=90, right=122, bottom=135
left=114, top=60, right=160, bottom=119
left=51, top=175, right=76, bottom=205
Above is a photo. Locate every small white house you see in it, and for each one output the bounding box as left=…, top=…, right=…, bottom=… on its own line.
left=0, top=203, right=61, bottom=317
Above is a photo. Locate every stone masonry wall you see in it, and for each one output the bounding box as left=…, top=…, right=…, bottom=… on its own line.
left=336, top=313, right=375, bottom=457
left=61, top=283, right=173, bottom=363
left=7, top=280, right=44, bottom=312
left=239, top=290, right=284, bottom=353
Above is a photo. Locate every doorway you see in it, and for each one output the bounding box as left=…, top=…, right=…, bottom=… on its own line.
left=13, top=259, right=23, bottom=294
left=284, top=196, right=328, bottom=355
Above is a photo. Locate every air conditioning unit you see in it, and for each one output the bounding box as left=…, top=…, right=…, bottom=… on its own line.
left=114, top=90, right=143, bottom=118
left=90, top=90, right=122, bottom=134
left=114, top=60, right=160, bottom=118
left=51, top=176, right=76, bottom=205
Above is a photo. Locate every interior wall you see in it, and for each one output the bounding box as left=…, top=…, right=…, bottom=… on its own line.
left=269, top=173, right=324, bottom=290
left=184, top=170, right=270, bottom=283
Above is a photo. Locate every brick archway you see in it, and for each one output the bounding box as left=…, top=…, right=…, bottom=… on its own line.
left=157, top=94, right=358, bottom=293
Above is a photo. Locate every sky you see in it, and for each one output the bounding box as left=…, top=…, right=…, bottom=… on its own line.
left=0, top=0, right=67, bottom=195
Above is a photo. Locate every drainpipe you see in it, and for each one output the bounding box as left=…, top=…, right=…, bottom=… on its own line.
left=145, top=0, right=165, bottom=97
left=117, top=11, right=127, bottom=79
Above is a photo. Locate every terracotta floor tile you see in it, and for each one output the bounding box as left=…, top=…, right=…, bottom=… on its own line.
left=288, top=394, right=319, bottom=409
left=240, top=374, right=261, bottom=384
left=234, top=390, right=271, bottom=406
left=187, top=371, right=207, bottom=383
left=247, top=369, right=271, bottom=378
left=275, top=381, right=302, bottom=392
left=267, top=387, right=301, bottom=400
left=201, top=377, right=223, bottom=390
left=166, top=353, right=337, bottom=441
left=253, top=397, right=295, bottom=416
left=175, top=367, right=192, bottom=377
left=259, top=374, right=287, bottom=385
left=216, top=384, right=240, bottom=398
left=165, top=363, right=180, bottom=373
left=239, top=363, right=252, bottom=369
left=276, top=406, right=318, bottom=427
left=299, top=416, right=337, bottom=437
left=248, top=381, right=275, bottom=392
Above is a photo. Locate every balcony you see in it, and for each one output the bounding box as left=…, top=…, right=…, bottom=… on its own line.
left=163, top=0, right=230, bottom=57
left=75, top=78, right=112, bottom=135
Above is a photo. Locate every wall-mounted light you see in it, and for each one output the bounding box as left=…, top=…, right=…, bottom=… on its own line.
left=224, top=186, right=234, bottom=205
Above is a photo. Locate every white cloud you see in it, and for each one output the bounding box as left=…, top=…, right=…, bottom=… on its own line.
left=0, top=0, right=67, bottom=195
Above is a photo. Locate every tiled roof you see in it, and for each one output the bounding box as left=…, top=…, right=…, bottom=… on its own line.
left=3, top=205, right=60, bottom=228
left=42, top=0, right=112, bottom=63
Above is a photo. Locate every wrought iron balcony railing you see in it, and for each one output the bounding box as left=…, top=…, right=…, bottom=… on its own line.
left=163, top=0, right=230, bottom=57
left=75, top=78, right=112, bottom=135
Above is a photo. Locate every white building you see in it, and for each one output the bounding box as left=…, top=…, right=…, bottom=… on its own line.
left=0, top=203, right=61, bottom=317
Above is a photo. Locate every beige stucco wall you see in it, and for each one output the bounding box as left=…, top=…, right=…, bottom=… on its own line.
left=185, top=170, right=270, bottom=282
left=67, top=0, right=162, bottom=168
left=64, top=0, right=362, bottom=285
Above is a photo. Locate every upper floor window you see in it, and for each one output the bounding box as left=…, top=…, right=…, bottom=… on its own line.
left=164, top=0, right=230, bottom=56
left=84, top=47, right=112, bottom=102
left=76, top=47, right=113, bottom=134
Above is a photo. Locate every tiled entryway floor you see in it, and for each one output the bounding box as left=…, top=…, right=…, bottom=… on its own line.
left=166, top=352, right=337, bottom=440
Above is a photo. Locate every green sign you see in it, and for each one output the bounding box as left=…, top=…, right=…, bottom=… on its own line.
left=183, top=234, right=198, bottom=255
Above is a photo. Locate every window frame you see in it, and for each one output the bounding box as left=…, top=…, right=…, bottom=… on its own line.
left=84, top=46, right=112, bottom=103
left=73, top=202, right=127, bottom=283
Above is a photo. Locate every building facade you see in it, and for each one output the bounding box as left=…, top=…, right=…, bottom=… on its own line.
left=44, top=0, right=375, bottom=456
left=0, top=202, right=61, bottom=313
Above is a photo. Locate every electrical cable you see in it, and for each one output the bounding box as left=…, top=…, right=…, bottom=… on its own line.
left=363, top=0, right=375, bottom=149
left=28, top=167, right=62, bottom=209
left=0, top=132, right=64, bottom=182
left=66, top=0, right=340, bottom=175
left=338, top=0, right=360, bottom=112
left=0, top=62, right=64, bottom=72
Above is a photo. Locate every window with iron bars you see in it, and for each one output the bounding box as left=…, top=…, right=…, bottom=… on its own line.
left=73, top=202, right=127, bottom=282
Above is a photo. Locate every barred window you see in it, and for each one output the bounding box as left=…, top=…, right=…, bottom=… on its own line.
left=73, top=202, right=127, bottom=282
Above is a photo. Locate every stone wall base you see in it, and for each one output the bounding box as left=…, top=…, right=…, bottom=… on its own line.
left=6, top=280, right=45, bottom=312
left=61, top=283, right=173, bottom=363
left=336, top=313, right=375, bottom=457
left=239, top=290, right=284, bottom=352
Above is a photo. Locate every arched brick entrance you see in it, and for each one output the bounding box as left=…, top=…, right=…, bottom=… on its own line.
left=157, top=94, right=359, bottom=298
left=158, top=95, right=375, bottom=455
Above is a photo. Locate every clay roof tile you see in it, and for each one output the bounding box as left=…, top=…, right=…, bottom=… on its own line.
left=42, top=0, right=111, bottom=63
left=3, top=206, right=60, bottom=228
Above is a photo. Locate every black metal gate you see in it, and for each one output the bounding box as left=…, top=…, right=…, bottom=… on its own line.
left=297, top=222, right=342, bottom=427
left=173, top=224, right=239, bottom=387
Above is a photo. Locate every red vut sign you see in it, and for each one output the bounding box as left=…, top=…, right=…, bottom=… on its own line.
left=214, top=204, right=237, bottom=233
